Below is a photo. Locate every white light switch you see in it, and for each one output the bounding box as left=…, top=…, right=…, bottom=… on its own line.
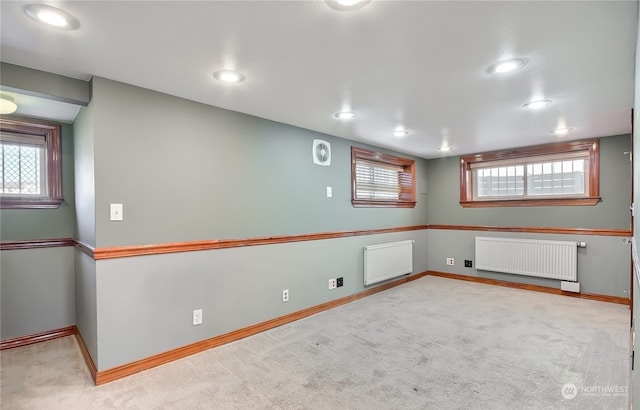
left=110, top=203, right=123, bottom=221
left=326, top=186, right=332, bottom=198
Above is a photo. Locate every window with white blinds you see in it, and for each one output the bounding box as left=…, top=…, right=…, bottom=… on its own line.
left=351, top=147, right=416, bottom=208
left=460, top=140, right=600, bottom=207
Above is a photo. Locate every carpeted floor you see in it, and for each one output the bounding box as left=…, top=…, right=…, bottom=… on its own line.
left=0, top=276, right=631, bottom=409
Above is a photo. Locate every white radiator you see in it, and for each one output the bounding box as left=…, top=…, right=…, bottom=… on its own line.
left=475, top=237, right=577, bottom=281
left=363, top=240, right=414, bottom=286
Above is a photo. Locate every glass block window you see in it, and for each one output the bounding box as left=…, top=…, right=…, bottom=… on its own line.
left=352, top=147, right=416, bottom=208
left=475, top=165, right=525, bottom=198
left=1, top=133, right=46, bottom=195
left=526, top=158, right=586, bottom=197
left=460, top=140, right=599, bottom=207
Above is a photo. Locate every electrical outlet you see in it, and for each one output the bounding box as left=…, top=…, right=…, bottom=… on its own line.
left=282, top=289, right=289, bottom=302
left=446, top=258, right=454, bottom=266
left=192, top=309, right=202, bottom=326
left=464, top=260, right=473, bottom=268
left=328, top=278, right=337, bottom=289
left=337, top=277, right=344, bottom=287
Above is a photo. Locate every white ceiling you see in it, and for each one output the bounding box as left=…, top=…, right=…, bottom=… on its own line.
left=0, top=1, right=636, bottom=159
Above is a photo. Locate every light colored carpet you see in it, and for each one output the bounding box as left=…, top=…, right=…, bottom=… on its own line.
left=0, top=276, right=631, bottom=409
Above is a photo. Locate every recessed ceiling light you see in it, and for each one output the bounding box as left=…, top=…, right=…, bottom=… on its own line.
left=522, top=99, right=552, bottom=110
left=438, top=145, right=451, bottom=152
left=392, top=130, right=409, bottom=137
left=486, top=58, right=528, bottom=75
left=213, top=70, right=246, bottom=84
left=0, top=97, right=17, bottom=114
left=24, top=4, right=80, bottom=30
left=552, top=127, right=573, bottom=136
left=334, top=111, right=357, bottom=120
left=326, top=0, right=372, bottom=11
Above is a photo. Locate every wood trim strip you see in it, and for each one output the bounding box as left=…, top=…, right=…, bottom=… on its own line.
left=0, top=325, right=77, bottom=350
left=426, top=271, right=630, bottom=306
left=93, top=225, right=429, bottom=260
left=0, top=238, right=75, bottom=251
left=459, top=197, right=601, bottom=208
left=351, top=200, right=417, bottom=208
left=459, top=138, right=601, bottom=207
left=0, top=224, right=628, bottom=258
left=428, top=224, right=631, bottom=237
left=94, top=271, right=429, bottom=385
left=75, top=330, right=98, bottom=384
left=74, top=240, right=95, bottom=258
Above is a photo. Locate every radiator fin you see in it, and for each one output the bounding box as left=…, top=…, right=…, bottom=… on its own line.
left=475, top=237, right=577, bottom=281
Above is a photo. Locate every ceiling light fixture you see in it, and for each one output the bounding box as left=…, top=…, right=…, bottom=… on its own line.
left=334, top=111, right=357, bottom=120
left=552, top=127, right=573, bottom=136
left=522, top=99, right=552, bottom=110
left=486, top=58, right=528, bottom=75
left=213, top=70, right=246, bottom=84
left=438, top=145, right=451, bottom=152
left=392, top=130, right=409, bottom=137
left=24, top=4, right=80, bottom=30
left=0, top=96, right=18, bottom=115
left=326, top=0, right=372, bottom=11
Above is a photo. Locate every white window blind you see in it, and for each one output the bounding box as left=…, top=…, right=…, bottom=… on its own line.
left=351, top=146, right=416, bottom=208
left=354, top=158, right=414, bottom=201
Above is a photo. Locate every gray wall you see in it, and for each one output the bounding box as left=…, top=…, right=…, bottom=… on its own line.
left=72, top=102, right=98, bottom=360
left=84, top=77, right=429, bottom=370
left=0, top=124, right=76, bottom=241
left=426, top=134, right=632, bottom=230
left=96, top=231, right=427, bottom=369
left=1, top=247, right=75, bottom=339
left=90, top=77, right=428, bottom=247
left=73, top=104, right=96, bottom=248
left=0, top=123, right=76, bottom=340
left=75, top=250, right=97, bottom=363
left=428, top=230, right=630, bottom=297
left=0, top=62, right=90, bottom=106
left=426, top=134, right=632, bottom=297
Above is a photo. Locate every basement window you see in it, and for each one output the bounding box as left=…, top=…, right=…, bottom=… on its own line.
left=0, top=117, right=63, bottom=209
left=352, top=146, right=416, bottom=208
left=460, top=140, right=600, bottom=207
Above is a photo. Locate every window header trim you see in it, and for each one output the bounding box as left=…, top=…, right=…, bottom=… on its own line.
left=460, top=139, right=600, bottom=208
left=351, top=146, right=416, bottom=208
left=0, top=116, right=63, bottom=209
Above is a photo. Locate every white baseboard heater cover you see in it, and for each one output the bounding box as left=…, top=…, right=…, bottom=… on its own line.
left=475, top=236, right=577, bottom=282
left=363, top=240, right=413, bottom=286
